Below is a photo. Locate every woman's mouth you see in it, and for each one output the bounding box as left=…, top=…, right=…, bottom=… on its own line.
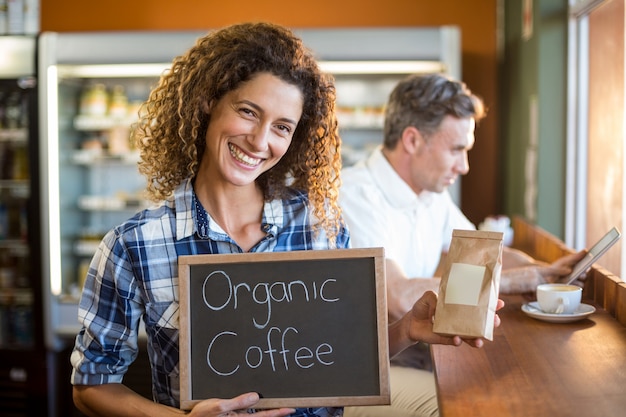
left=228, top=143, right=262, bottom=167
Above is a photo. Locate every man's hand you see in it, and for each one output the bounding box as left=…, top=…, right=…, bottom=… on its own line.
left=500, top=250, right=588, bottom=294
left=385, top=259, right=440, bottom=321
left=538, top=250, right=587, bottom=286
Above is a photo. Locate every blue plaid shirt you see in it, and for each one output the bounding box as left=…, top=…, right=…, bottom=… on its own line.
left=71, top=179, right=349, bottom=417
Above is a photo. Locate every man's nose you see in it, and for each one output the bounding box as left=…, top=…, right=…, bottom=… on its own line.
left=457, top=152, right=470, bottom=175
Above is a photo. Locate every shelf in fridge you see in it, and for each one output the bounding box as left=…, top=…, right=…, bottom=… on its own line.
left=0, top=180, right=29, bottom=196
left=0, top=288, right=33, bottom=305
left=77, top=194, right=149, bottom=212
left=0, top=128, right=28, bottom=142
left=74, top=239, right=100, bottom=257
left=336, top=108, right=385, bottom=129
left=74, top=114, right=138, bottom=131
left=0, top=240, right=28, bottom=250
left=72, top=149, right=140, bottom=165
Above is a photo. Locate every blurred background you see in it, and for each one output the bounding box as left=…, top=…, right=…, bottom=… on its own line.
left=0, top=0, right=623, bottom=416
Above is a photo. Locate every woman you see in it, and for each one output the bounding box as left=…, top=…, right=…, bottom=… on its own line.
left=70, top=22, right=498, bottom=417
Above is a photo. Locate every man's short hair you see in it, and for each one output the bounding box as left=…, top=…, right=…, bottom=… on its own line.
left=383, top=73, right=486, bottom=149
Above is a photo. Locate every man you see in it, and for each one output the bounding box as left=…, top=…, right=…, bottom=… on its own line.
left=340, top=74, right=585, bottom=417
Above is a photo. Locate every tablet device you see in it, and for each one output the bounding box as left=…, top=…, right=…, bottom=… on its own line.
left=565, top=226, right=621, bottom=284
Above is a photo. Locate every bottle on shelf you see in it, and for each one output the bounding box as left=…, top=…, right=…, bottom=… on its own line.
left=0, top=249, right=16, bottom=289
left=108, top=126, right=131, bottom=155
left=4, top=91, right=22, bottom=129
left=0, top=90, right=6, bottom=128
left=108, top=85, right=128, bottom=118
left=9, top=293, right=33, bottom=346
left=0, top=0, right=8, bottom=35
left=0, top=142, right=10, bottom=179
left=0, top=203, right=7, bottom=240
left=79, top=83, right=108, bottom=117
left=6, top=0, right=24, bottom=35
left=11, top=145, right=28, bottom=180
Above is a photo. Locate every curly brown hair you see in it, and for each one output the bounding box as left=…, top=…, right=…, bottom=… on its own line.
left=133, top=22, right=343, bottom=243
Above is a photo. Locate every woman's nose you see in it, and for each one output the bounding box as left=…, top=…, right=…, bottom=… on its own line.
left=248, top=124, right=270, bottom=151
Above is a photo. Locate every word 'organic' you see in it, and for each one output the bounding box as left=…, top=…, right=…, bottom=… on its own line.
left=202, top=270, right=340, bottom=328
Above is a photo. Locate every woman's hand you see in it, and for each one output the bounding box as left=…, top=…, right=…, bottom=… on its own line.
left=388, top=291, right=504, bottom=357
left=73, top=384, right=295, bottom=417
left=410, top=291, right=503, bottom=347
left=189, top=392, right=294, bottom=417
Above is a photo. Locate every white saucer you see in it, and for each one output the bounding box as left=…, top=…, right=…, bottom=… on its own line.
left=521, top=302, right=596, bottom=323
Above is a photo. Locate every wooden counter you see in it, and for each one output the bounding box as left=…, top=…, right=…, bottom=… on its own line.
left=432, top=293, right=626, bottom=416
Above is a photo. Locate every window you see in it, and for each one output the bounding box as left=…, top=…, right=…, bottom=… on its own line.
left=567, top=0, right=625, bottom=276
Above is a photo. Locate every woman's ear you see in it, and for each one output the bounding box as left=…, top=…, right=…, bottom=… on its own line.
left=400, top=126, right=424, bottom=155
left=201, top=99, right=213, bottom=114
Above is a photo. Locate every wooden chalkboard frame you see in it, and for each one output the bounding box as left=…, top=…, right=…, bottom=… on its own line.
left=178, top=248, right=388, bottom=410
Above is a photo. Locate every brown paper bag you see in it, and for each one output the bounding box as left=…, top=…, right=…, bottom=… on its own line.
left=433, top=229, right=503, bottom=341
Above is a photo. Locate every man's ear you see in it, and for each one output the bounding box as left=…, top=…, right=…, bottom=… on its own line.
left=400, top=126, right=424, bottom=155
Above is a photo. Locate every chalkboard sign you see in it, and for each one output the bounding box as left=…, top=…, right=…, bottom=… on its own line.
left=178, top=248, right=388, bottom=410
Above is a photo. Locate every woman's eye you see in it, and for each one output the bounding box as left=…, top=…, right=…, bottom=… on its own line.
left=276, top=124, right=292, bottom=134
left=240, top=107, right=256, bottom=117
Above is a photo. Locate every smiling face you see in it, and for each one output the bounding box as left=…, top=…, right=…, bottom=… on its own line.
left=200, top=72, right=304, bottom=188
left=409, top=115, right=475, bottom=195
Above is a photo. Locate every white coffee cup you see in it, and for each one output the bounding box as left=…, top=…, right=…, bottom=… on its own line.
left=536, top=283, right=582, bottom=314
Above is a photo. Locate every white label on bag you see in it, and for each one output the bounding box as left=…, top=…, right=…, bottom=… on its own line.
left=444, top=263, right=485, bottom=306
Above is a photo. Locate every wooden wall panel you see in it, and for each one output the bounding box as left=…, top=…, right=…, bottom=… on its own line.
left=617, top=283, right=626, bottom=326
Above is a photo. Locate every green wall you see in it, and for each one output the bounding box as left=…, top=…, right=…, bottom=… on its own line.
left=501, top=0, right=568, bottom=238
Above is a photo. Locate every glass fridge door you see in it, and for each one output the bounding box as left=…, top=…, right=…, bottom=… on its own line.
left=41, top=63, right=168, bottom=348
left=0, top=77, right=36, bottom=350
left=0, top=36, right=39, bottom=352
left=55, top=73, right=157, bottom=299
left=39, top=31, right=207, bottom=350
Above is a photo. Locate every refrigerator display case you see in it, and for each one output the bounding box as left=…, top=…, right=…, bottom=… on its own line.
left=0, top=35, right=48, bottom=417
left=38, top=27, right=460, bottom=351
left=295, top=27, right=460, bottom=166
